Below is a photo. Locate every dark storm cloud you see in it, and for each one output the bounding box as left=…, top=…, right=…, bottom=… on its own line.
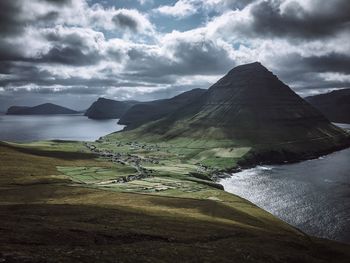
left=39, top=0, right=72, bottom=6
left=112, top=13, right=139, bottom=32
left=0, top=60, right=158, bottom=90
left=270, top=65, right=350, bottom=96
left=38, top=26, right=104, bottom=66
left=250, top=0, right=350, bottom=39
left=253, top=51, right=350, bottom=97
left=38, top=46, right=100, bottom=65
left=224, top=0, right=255, bottom=10
left=0, top=62, right=12, bottom=74
left=302, top=54, right=350, bottom=74
left=0, top=0, right=24, bottom=36
left=170, top=40, right=235, bottom=74
left=0, top=0, right=83, bottom=66
left=0, top=62, right=54, bottom=86
left=126, top=39, right=234, bottom=79
left=0, top=41, right=25, bottom=62
left=38, top=11, right=61, bottom=23
left=44, top=29, right=86, bottom=46
left=0, top=0, right=71, bottom=37
left=0, top=33, right=101, bottom=67
left=271, top=52, right=350, bottom=80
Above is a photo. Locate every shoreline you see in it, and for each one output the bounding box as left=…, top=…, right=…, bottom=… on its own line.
left=214, top=134, right=350, bottom=179
left=219, top=146, right=350, bottom=244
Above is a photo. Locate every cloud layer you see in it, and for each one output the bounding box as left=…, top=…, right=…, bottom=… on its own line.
left=0, top=0, right=349, bottom=110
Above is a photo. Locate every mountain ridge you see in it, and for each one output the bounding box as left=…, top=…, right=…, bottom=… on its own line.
left=306, top=88, right=350, bottom=124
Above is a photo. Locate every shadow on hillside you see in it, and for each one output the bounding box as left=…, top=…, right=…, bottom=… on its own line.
left=149, top=196, right=266, bottom=229
left=0, top=142, right=96, bottom=160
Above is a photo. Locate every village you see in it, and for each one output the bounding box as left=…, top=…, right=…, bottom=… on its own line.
left=83, top=141, right=161, bottom=183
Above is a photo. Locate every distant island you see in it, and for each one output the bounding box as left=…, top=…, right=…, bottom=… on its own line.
left=85, top=98, right=137, bottom=119
left=6, top=103, right=78, bottom=115
left=306, top=88, right=350, bottom=124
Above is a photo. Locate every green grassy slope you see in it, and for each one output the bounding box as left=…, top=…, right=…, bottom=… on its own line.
left=119, top=88, right=206, bottom=130
left=102, top=131, right=249, bottom=172
left=1, top=141, right=350, bottom=262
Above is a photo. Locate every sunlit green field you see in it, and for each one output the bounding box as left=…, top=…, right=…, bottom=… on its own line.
left=1, top=140, right=350, bottom=262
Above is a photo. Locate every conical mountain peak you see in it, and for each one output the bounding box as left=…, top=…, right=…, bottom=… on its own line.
left=226, top=62, right=269, bottom=76
left=210, top=62, right=280, bottom=93
left=136, top=62, right=349, bottom=144
left=231, top=61, right=265, bottom=70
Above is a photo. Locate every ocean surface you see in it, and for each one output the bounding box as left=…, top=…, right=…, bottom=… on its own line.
left=0, top=114, right=124, bottom=142
left=220, top=123, right=350, bottom=243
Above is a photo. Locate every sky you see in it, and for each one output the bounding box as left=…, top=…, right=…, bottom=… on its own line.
left=0, top=0, right=349, bottom=111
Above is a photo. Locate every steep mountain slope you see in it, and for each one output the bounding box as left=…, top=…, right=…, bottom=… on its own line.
left=85, top=98, right=137, bottom=119
left=306, top=89, right=350, bottom=124
left=6, top=103, right=78, bottom=115
left=119, top=88, right=206, bottom=130
left=125, top=62, right=349, bottom=164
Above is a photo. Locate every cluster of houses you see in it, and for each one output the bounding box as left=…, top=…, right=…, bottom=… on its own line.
left=84, top=142, right=160, bottom=183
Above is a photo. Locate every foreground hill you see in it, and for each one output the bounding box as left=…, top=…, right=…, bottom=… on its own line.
left=119, top=88, right=206, bottom=130
left=85, top=98, right=137, bottom=119
left=306, top=89, right=350, bottom=124
left=109, top=62, right=349, bottom=168
left=6, top=103, right=78, bottom=115
left=1, top=141, right=350, bottom=262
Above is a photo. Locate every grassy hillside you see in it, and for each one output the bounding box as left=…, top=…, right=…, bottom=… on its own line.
left=119, top=88, right=206, bottom=130
left=1, top=141, right=350, bottom=262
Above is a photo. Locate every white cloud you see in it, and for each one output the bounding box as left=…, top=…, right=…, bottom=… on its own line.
left=320, top=73, right=350, bottom=83
left=155, top=0, right=198, bottom=18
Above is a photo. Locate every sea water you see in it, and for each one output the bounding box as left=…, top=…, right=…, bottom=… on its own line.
left=0, top=114, right=124, bottom=142
left=220, top=123, right=350, bottom=242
